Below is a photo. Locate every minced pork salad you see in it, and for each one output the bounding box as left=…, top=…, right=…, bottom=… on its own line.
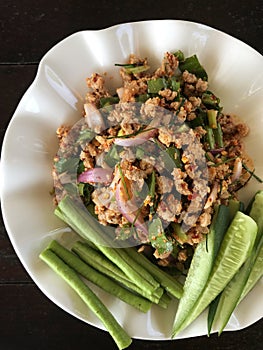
left=53, top=50, right=256, bottom=273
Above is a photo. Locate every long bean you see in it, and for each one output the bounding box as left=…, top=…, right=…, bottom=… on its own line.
left=39, top=249, right=132, bottom=350
left=124, top=247, right=183, bottom=299
left=56, top=195, right=160, bottom=294
left=48, top=240, right=152, bottom=313
left=72, top=241, right=169, bottom=308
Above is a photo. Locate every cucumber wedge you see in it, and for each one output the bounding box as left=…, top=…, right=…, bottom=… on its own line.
left=240, top=191, right=263, bottom=299
left=213, top=244, right=258, bottom=335
left=172, top=211, right=257, bottom=337
left=240, top=238, right=263, bottom=299
left=212, top=191, right=263, bottom=334
left=207, top=199, right=243, bottom=335
left=172, top=205, right=230, bottom=333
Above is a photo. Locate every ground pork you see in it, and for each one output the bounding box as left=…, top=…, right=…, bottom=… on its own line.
left=156, top=175, right=174, bottom=194
left=157, top=194, right=182, bottom=222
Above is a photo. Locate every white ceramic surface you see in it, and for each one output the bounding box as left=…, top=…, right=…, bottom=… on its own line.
left=1, top=20, right=263, bottom=340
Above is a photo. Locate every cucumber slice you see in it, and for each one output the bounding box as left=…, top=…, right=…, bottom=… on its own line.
left=248, top=190, right=263, bottom=246
left=172, top=211, right=257, bottom=337
left=172, top=205, right=231, bottom=335
left=240, top=190, right=263, bottom=299
left=241, top=238, right=263, bottom=299
left=211, top=191, right=263, bottom=334
left=207, top=199, right=243, bottom=335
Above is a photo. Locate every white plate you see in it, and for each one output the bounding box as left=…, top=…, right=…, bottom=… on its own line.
left=1, top=20, right=263, bottom=340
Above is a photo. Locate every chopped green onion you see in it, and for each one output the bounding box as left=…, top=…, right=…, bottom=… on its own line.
left=100, top=96, right=119, bottom=108
left=206, top=127, right=215, bottom=150
left=213, top=123, right=224, bottom=148
left=202, top=91, right=221, bottom=109
left=242, top=163, right=263, bottom=183
left=207, top=109, right=218, bottom=129
left=115, top=63, right=150, bottom=74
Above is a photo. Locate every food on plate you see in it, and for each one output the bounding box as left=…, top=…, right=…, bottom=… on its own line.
left=53, top=50, right=255, bottom=270
left=39, top=51, right=263, bottom=348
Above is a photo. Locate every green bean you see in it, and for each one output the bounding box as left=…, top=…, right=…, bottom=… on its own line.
left=72, top=241, right=168, bottom=307
left=124, top=247, right=183, bottom=299
left=39, top=249, right=132, bottom=350
left=56, top=195, right=161, bottom=295
left=48, top=240, right=152, bottom=313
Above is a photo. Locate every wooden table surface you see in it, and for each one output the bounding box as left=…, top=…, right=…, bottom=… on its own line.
left=0, top=1, right=262, bottom=349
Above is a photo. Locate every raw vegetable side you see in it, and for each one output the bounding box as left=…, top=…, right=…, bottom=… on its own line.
left=39, top=50, right=263, bottom=348
left=39, top=249, right=132, bottom=350
left=209, top=191, right=263, bottom=334
left=172, top=211, right=258, bottom=337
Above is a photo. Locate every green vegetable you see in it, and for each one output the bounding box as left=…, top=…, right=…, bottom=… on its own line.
left=135, top=93, right=150, bottom=103
left=240, top=191, right=263, bottom=298
left=213, top=123, right=224, bottom=148
left=146, top=170, right=157, bottom=215
left=158, top=145, right=182, bottom=173
left=100, top=96, right=119, bottom=107
left=148, top=217, right=173, bottom=256
left=169, top=76, right=181, bottom=92
left=207, top=109, right=218, bottom=129
left=48, top=240, right=151, bottom=313
left=72, top=241, right=168, bottom=307
left=77, top=129, right=95, bottom=143
left=241, top=239, right=263, bottom=299
left=56, top=196, right=161, bottom=295
left=172, top=205, right=231, bottom=335
left=179, top=54, right=208, bottom=80
left=115, top=63, right=150, bottom=74
left=55, top=157, right=80, bottom=174
left=202, top=91, right=220, bottom=109
left=213, top=238, right=260, bottom=335
left=147, top=77, right=166, bottom=94
left=207, top=294, right=221, bottom=336
left=207, top=200, right=242, bottom=335
left=147, top=76, right=180, bottom=95
left=104, top=144, right=121, bottom=167
left=39, top=249, right=132, bottom=350
left=171, top=222, right=188, bottom=243
left=172, top=211, right=257, bottom=337
left=173, top=50, right=185, bottom=61
left=206, top=126, right=215, bottom=150
left=124, top=247, right=183, bottom=299
left=209, top=193, right=263, bottom=335
left=242, top=163, right=263, bottom=183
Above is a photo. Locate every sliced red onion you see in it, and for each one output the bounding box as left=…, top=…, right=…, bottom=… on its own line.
left=114, top=128, right=157, bottom=147
left=210, top=147, right=225, bottom=155
left=84, top=103, right=105, bottom=133
left=231, top=157, right=243, bottom=182
left=115, top=181, right=148, bottom=235
left=78, top=168, right=113, bottom=184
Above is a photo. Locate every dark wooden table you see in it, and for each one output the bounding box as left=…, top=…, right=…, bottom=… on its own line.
left=1, top=1, right=262, bottom=349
